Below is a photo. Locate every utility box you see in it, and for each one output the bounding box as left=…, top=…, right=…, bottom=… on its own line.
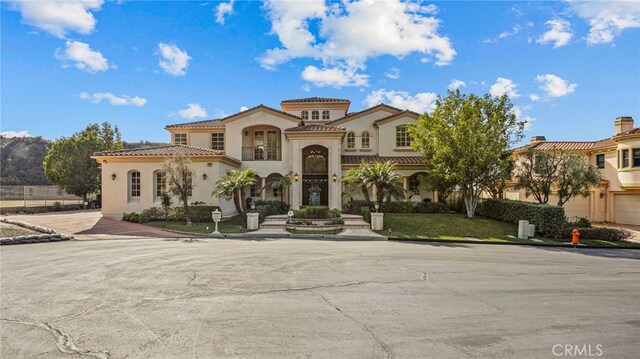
left=247, top=213, right=259, bottom=230
left=518, top=220, right=529, bottom=239
left=371, top=212, right=384, bottom=231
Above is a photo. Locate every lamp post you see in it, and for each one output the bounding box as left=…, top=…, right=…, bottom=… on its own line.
left=374, top=202, right=379, bottom=213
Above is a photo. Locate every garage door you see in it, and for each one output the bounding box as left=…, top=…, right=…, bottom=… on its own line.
left=551, top=195, right=591, bottom=220
left=615, top=195, right=640, bottom=225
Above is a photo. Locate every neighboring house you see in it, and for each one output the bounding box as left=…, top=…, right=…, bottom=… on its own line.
left=509, top=117, right=640, bottom=225
left=92, top=97, right=434, bottom=219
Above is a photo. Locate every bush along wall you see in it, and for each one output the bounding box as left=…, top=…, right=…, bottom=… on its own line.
left=343, top=200, right=447, bottom=214
left=560, top=227, right=631, bottom=242
left=476, top=198, right=565, bottom=237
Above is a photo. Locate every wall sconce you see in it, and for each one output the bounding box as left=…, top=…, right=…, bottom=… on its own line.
left=202, top=173, right=208, bottom=180
left=293, top=173, right=299, bottom=182
left=332, top=173, right=338, bottom=182
left=244, top=130, right=249, bottom=136
left=111, top=173, right=117, bottom=181
left=600, top=189, right=606, bottom=198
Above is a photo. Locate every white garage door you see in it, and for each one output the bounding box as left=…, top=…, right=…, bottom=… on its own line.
left=615, top=195, right=640, bottom=225
left=552, top=195, right=591, bottom=220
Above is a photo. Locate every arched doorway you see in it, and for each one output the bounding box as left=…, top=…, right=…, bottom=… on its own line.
left=302, top=145, right=328, bottom=206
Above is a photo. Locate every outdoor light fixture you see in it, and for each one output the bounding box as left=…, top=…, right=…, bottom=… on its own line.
left=202, top=173, right=208, bottom=180
left=294, top=173, right=299, bottom=182
left=374, top=202, right=380, bottom=212
left=244, top=130, right=249, bottom=136
left=332, top=173, right=338, bottom=182
left=111, top=173, right=117, bottom=181
left=600, top=189, right=606, bottom=198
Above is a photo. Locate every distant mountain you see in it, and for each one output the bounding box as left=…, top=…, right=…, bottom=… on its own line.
left=0, top=136, right=51, bottom=185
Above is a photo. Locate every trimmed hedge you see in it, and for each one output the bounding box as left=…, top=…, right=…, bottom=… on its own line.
left=360, top=206, right=371, bottom=224
left=138, top=207, right=166, bottom=223
left=172, top=205, right=221, bottom=223
left=293, top=206, right=330, bottom=219
left=476, top=198, right=565, bottom=237
left=561, top=227, right=631, bottom=241
left=344, top=200, right=447, bottom=214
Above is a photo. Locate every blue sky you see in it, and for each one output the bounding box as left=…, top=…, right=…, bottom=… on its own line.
left=1, top=0, right=639, bottom=146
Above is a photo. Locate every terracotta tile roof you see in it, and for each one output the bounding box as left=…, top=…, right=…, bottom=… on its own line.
left=373, top=109, right=421, bottom=124
left=342, top=155, right=425, bottom=165
left=614, top=127, right=640, bottom=138
left=281, top=97, right=350, bottom=103
left=285, top=124, right=346, bottom=132
left=94, top=145, right=225, bottom=157
left=513, top=140, right=610, bottom=153
left=165, top=104, right=300, bottom=129
left=328, top=103, right=403, bottom=124
left=591, top=138, right=616, bottom=150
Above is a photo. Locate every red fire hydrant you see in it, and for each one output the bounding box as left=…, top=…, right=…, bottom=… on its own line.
left=572, top=228, right=580, bottom=246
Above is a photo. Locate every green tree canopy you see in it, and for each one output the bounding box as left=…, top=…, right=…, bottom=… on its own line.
left=213, top=168, right=258, bottom=224
left=43, top=122, right=122, bottom=202
left=342, top=161, right=405, bottom=212
left=410, top=90, right=525, bottom=218
left=514, top=148, right=601, bottom=206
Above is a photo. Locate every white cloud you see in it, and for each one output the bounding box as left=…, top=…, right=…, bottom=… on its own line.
left=0, top=130, right=31, bottom=138
left=448, top=79, right=466, bottom=91
left=259, top=0, right=456, bottom=85
left=489, top=77, right=520, bottom=98
left=569, top=0, right=640, bottom=45
left=513, top=105, right=536, bottom=131
left=175, top=103, right=208, bottom=119
left=385, top=67, right=400, bottom=80
left=55, top=41, right=109, bottom=73
left=301, top=65, right=369, bottom=88
left=79, top=92, right=147, bottom=106
left=535, top=74, right=577, bottom=98
left=365, top=89, right=437, bottom=113
left=239, top=106, right=249, bottom=112
left=157, top=42, right=191, bottom=76
left=215, top=0, right=235, bottom=25
left=8, top=0, right=104, bottom=38
left=537, top=19, right=573, bottom=48
left=483, top=25, right=521, bottom=43
left=529, top=94, right=541, bottom=101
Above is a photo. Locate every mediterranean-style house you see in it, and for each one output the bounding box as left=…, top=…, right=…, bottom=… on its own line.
left=92, top=97, right=639, bottom=226
left=92, top=97, right=432, bottom=219
left=508, top=117, right=640, bottom=225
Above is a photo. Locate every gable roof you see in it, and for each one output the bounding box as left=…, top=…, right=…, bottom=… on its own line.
left=93, top=145, right=225, bottom=157
left=284, top=124, right=346, bottom=133
left=165, top=104, right=300, bottom=129
left=281, top=97, right=350, bottom=103
left=328, top=104, right=403, bottom=125
left=373, top=110, right=420, bottom=126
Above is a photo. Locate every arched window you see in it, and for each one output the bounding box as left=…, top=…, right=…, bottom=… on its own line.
left=361, top=131, right=370, bottom=149
left=346, top=132, right=355, bottom=149
left=312, top=110, right=319, bottom=120
left=322, top=110, right=330, bottom=120
left=129, top=171, right=141, bottom=200
left=154, top=170, right=166, bottom=198
left=301, top=111, right=309, bottom=120
left=396, top=125, right=412, bottom=147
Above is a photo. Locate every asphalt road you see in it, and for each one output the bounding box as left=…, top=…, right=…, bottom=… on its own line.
left=1, top=238, right=639, bottom=358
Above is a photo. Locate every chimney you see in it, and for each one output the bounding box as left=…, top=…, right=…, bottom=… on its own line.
left=530, top=136, right=546, bottom=144
left=614, top=116, right=634, bottom=135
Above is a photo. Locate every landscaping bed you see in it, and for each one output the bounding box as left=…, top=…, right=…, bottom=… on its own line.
left=143, top=215, right=254, bottom=234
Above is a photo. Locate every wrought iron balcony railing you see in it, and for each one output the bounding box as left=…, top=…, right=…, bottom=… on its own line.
left=242, top=146, right=281, bottom=161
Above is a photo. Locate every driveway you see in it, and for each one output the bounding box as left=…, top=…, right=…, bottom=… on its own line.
left=1, top=239, right=638, bottom=358
left=5, top=210, right=192, bottom=239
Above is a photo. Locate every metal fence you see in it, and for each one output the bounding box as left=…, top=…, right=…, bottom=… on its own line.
left=0, top=185, right=84, bottom=208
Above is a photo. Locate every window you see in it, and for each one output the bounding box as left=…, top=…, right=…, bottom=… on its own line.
left=312, top=110, right=319, bottom=120
left=408, top=175, right=420, bottom=195
left=396, top=125, right=412, bottom=147
left=596, top=154, right=605, bottom=169
left=301, top=111, right=308, bottom=120
left=621, top=149, right=629, bottom=168
left=273, top=187, right=280, bottom=198
left=361, top=132, right=370, bottom=149
left=633, top=149, right=640, bottom=167
left=211, top=133, right=224, bottom=151
left=155, top=171, right=166, bottom=197
left=346, top=132, right=355, bottom=149
left=322, top=110, right=330, bottom=120
left=174, top=133, right=187, bottom=145
left=130, top=171, right=141, bottom=198
left=250, top=182, right=260, bottom=198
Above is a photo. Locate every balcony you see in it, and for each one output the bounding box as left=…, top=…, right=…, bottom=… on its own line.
left=242, top=146, right=281, bottom=161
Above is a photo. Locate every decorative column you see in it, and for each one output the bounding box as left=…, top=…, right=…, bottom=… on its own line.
left=261, top=177, right=266, bottom=201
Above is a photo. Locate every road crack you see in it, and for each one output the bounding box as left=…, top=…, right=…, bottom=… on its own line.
left=1, top=318, right=111, bottom=359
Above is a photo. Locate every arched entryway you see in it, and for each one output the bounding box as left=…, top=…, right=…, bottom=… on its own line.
left=302, top=145, right=328, bottom=206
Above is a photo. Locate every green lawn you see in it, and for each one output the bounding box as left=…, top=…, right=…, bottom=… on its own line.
left=145, top=215, right=254, bottom=234
left=376, top=213, right=640, bottom=247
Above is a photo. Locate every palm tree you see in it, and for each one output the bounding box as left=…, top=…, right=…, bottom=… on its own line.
left=263, top=172, right=293, bottom=208
left=213, top=168, right=258, bottom=224
left=342, top=161, right=405, bottom=212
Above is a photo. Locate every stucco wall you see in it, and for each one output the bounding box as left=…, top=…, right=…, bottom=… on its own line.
left=338, top=110, right=396, bottom=155
left=377, top=116, right=421, bottom=156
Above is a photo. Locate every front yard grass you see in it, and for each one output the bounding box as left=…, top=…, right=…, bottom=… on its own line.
left=144, top=215, right=254, bottom=234
left=377, top=213, right=640, bottom=248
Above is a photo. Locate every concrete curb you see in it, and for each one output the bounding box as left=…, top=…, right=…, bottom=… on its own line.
left=388, top=237, right=640, bottom=250
left=208, top=232, right=388, bottom=241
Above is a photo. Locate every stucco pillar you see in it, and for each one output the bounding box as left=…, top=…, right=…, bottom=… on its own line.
left=328, top=142, right=341, bottom=210
left=403, top=177, right=409, bottom=200
left=290, top=141, right=302, bottom=209
left=260, top=177, right=266, bottom=201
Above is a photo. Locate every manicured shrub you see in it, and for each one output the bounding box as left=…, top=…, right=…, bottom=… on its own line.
left=566, top=216, right=592, bottom=228
left=360, top=206, right=371, bottom=224
left=560, top=227, right=631, bottom=241
left=345, top=200, right=447, bottom=214
left=52, top=201, right=62, bottom=211
left=254, top=200, right=289, bottom=215
left=123, top=212, right=140, bottom=223
left=330, top=208, right=342, bottom=218
left=138, top=207, right=166, bottom=223
left=476, top=198, right=565, bottom=237
left=172, top=206, right=221, bottom=223
left=343, top=200, right=369, bottom=214
left=293, top=206, right=330, bottom=219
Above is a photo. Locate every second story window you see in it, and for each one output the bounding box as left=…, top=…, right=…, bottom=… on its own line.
left=211, top=133, right=224, bottom=151
left=322, top=110, right=330, bottom=120
left=621, top=149, right=629, bottom=168
left=301, top=111, right=309, bottom=120
left=396, top=125, right=412, bottom=147
left=596, top=154, right=605, bottom=169
left=174, top=133, right=187, bottom=145
left=361, top=132, right=370, bottom=149
left=312, top=110, right=319, bottom=120
left=346, top=132, right=355, bottom=149
left=633, top=149, right=640, bottom=167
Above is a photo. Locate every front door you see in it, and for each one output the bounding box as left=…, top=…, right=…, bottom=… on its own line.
left=302, top=145, right=329, bottom=206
